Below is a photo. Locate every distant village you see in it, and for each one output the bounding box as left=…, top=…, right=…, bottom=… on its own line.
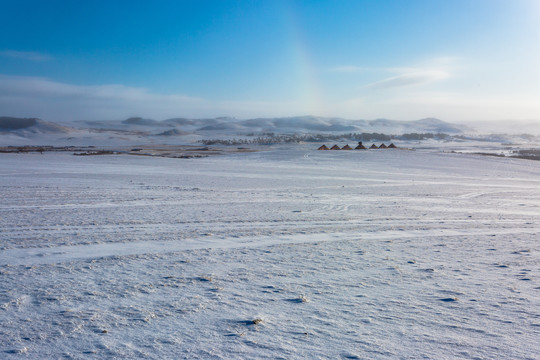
left=318, top=141, right=397, bottom=150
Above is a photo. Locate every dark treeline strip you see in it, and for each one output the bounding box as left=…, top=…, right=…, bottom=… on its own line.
left=200, top=132, right=449, bottom=145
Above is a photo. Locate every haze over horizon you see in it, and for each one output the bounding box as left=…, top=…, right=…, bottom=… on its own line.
left=1, top=0, right=539, bottom=124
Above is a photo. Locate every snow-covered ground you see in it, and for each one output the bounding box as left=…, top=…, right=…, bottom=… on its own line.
left=1, top=146, right=539, bottom=359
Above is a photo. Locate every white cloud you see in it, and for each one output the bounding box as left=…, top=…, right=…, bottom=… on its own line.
left=0, top=72, right=538, bottom=123
left=0, top=75, right=306, bottom=121
left=366, top=70, right=450, bottom=89
left=332, top=90, right=540, bottom=122
left=0, top=50, right=53, bottom=62
left=330, top=57, right=458, bottom=89
left=0, top=75, right=213, bottom=121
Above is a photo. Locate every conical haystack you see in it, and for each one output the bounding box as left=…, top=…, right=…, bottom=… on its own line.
left=369, top=144, right=378, bottom=149
left=388, top=143, right=397, bottom=148
left=330, top=144, right=341, bottom=150
left=341, top=144, right=352, bottom=150
left=318, top=144, right=329, bottom=150
left=379, top=143, right=387, bottom=149
left=355, top=142, right=366, bottom=150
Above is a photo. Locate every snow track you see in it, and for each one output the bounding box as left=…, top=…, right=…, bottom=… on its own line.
left=1, top=226, right=539, bottom=266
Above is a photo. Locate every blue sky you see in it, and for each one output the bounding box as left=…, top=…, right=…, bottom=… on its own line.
left=1, top=0, right=539, bottom=122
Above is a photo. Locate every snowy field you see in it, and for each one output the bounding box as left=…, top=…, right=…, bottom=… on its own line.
left=1, top=146, right=539, bottom=359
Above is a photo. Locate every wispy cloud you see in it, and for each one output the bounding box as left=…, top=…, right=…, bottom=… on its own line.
left=0, top=75, right=302, bottom=121
left=330, top=57, right=457, bottom=89
left=366, top=70, right=450, bottom=89
left=1, top=69, right=537, bottom=123
left=0, top=50, right=53, bottom=62
left=0, top=75, right=213, bottom=120
left=0, top=75, right=202, bottom=102
left=328, top=65, right=369, bottom=73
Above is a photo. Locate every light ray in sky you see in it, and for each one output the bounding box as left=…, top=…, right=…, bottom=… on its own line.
left=280, top=2, right=325, bottom=116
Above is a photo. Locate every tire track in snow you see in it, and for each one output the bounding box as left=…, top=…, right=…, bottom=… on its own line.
left=1, top=226, right=539, bottom=266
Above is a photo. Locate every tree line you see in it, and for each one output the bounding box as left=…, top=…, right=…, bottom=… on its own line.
left=200, top=132, right=449, bottom=145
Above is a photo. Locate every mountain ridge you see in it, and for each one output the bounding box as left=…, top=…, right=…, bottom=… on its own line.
left=0, top=117, right=72, bottom=134
left=74, top=115, right=471, bottom=134
left=0, top=115, right=473, bottom=146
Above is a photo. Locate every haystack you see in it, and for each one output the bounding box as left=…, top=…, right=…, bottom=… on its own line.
left=355, top=142, right=366, bottom=150
left=379, top=143, right=388, bottom=149
left=330, top=144, right=341, bottom=150
left=388, top=143, right=397, bottom=148
left=341, top=144, right=352, bottom=150
left=369, top=144, right=378, bottom=149
left=318, top=145, right=329, bottom=150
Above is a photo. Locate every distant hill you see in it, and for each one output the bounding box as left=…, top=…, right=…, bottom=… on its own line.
left=186, top=116, right=471, bottom=135
left=156, top=128, right=190, bottom=136
left=0, top=115, right=476, bottom=146
left=0, top=117, right=38, bottom=130
left=0, top=115, right=472, bottom=136
left=0, top=117, right=72, bottom=133
left=4, top=114, right=540, bottom=148
left=363, top=117, right=470, bottom=134
left=121, top=117, right=160, bottom=126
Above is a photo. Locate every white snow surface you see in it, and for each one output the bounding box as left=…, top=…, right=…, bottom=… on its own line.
left=1, top=146, right=539, bottom=359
